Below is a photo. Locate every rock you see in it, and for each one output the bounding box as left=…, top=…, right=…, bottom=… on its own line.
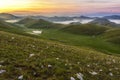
left=76, top=73, right=84, bottom=80
left=70, top=77, right=76, bottom=80
left=56, top=58, right=59, bottom=60
left=18, top=75, right=23, bottom=80
left=109, top=72, right=113, bottom=76
left=0, top=70, right=6, bottom=74
left=48, top=64, right=52, bottom=68
left=99, top=69, right=103, bottom=72
left=89, top=71, right=98, bottom=75
left=11, top=37, right=15, bottom=40
left=29, top=54, right=35, bottom=57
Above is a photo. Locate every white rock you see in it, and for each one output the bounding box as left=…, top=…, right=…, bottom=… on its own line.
left=109, top=69, right=112, bottom=71
left=0, top=60, right=4, bottom=63
left=87, top=65, right=90, bottom=67
left=11, top=37, right=15, bottom=39
left=65, top=63, right=67, bottom=66
left=112, top=59, right=116, bottom=63
left=18, top=75, right=23, bottom=80
left=70, top=77, right=76, bottom=80
left=77, top=62, right=80, bottom=64
left=32, top=45, right=35, bottom=48
left=109, top=72, right=113, bottom=76
left=29, top=54, right=35, bottom=57
left=56, top=58, right=59, bottom=60
left=48, top=65, right=52, bottom=68
left=0, top=70, right=6, bottom=74
left=41, top=65, right=44, bottom=68
left=76, top=73, right=84, bottom=80
left=89, top=71, right=98, bottom=75
left=115, top=67, right=119, bottom=70
left=0, top=65, right=2, bottom=67
left=99, top=69, right=103, bottom=72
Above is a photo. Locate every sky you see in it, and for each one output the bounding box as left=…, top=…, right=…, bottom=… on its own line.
left=0, top=0, right=120, bottom=16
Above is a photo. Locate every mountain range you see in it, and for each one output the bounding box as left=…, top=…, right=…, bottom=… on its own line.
left=89, top=18, right=119, bottom=27
left=0, top=13, right=19, bottom=20
left=1, top=13, right=120, bottom=21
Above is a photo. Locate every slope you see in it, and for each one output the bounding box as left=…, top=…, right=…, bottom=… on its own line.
left=17, top=18, right=63, bottom=29
left=103, top=28, right=120, bottom=44
left=0, top=31, right=120, bottom=80
left=61, top=24, right=107, bottom=36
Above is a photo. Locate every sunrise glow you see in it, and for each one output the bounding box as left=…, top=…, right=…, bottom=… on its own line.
left=0, top=0, right=120, bottom=16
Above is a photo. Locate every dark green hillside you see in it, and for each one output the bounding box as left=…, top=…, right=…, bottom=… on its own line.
left=103, top=28, right=120, bottom=44
left=0, top=31, right=120, bottom=80
left=17, top=18, right=63, bottom=29
left=0, top=20, right=23, bottom=33
left=62, top=24, right=107, bottom=36
left=16, top=17, right=38, bottom=25
left=0, top=20, right=13, bottom=28
left=0, top=20, right=33, bottom=37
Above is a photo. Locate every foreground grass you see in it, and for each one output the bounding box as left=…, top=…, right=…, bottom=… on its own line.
left=0, top=31, right=120, bottom=80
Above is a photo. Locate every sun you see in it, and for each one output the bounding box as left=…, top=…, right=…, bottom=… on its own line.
left=0, top=0, right=32, bottom=12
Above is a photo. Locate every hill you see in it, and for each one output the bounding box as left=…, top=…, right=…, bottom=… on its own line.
left=0, top=19, right=28, bottom=36
left=103, top=15, right=120, bottom=19
left=0, top=31, right=120, bottom=80
left=61, top=24, right=107, bottom=36
left=0, top=13, right=19, bottom=20
left=0, top=20, right=13, bottom=29
left=79, top=15, right=92, bottom=19
left=17, top=18, right=63, bottom=29
left=89, top=18, right=118, bottom=27
left=103, top=28, right=120, bottom=44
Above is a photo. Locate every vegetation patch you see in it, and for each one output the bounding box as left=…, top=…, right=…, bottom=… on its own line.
left=0, top=31, right=120, bottom=80
left=61, top=24, right=107, bottom=36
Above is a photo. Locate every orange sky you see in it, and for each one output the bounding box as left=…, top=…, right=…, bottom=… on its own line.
left=0, top=0, right=120, bottom=16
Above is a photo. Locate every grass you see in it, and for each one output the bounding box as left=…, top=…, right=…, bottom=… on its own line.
left=102, top=28, right=120, bottom=44
left=61, top=24, right=107, bottom=36
left=0, top=31, right=120, bottom=80
left=0, top=21, right=120, bottom=55
left=38, top=29, right=120, bottom=55
left=17, top=18, right=64, bottom=29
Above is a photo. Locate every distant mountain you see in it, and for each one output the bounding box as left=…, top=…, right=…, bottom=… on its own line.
left=0, top=13, right=19, bottom=20
left=47, top=16, right=74, bottom=21
left=79, top=16, right=93, bottom=19
left=16, top=17, right=38, bottom=25
left=89, top=18, right=118, bottom=27
left=17, top=18, right=63, bottom=29
left=103, top=15, right=120, bottom=19
left=70, top=22, right=81, bottom=25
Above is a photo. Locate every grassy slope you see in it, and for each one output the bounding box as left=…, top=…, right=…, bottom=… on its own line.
left=0, top=31, right=120, bottom=80
left=61, top=24, right=107, bottom=36
left=102, top=28, right=120, bottom=44
left=39, top=29, right=120, bottom=55
left=1, top=21, right=120, bottom=55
